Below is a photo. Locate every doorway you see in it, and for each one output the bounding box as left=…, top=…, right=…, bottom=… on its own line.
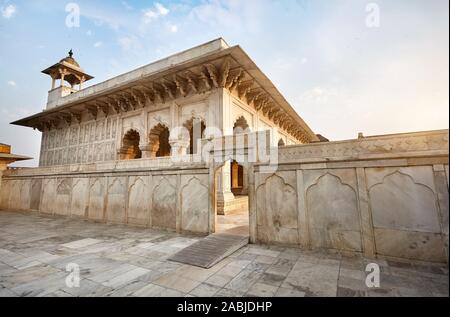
left=214, top=161, right=250, bottom=237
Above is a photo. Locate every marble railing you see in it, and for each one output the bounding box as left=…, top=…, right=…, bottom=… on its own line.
left=3, top=155, right=207, bottom=177
left=276, top=129, right=449, bottom=164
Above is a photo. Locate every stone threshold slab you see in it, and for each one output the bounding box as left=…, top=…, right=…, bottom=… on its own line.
left=168, top=234, right=249, bottom=269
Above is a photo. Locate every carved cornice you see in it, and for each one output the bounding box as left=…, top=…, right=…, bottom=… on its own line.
left=27, top=55, right=314, bottom=142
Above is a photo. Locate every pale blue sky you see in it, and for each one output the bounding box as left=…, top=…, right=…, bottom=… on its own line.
left=0, top=0, right=448, bottom=166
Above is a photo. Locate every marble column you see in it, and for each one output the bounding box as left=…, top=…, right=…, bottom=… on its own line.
left=216, top=160, right=235, bottom=215
left=141, top=133, right=160, bottom=158
left=170, top=139, right=190, bottom=157
left=139, top=144, right=152, bottom=159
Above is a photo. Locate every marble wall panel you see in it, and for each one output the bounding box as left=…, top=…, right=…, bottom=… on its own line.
left=18, top=180, right=31, bottom=211
left=367, top=167, right=441, bottom=233
left=256, top=173, right=298, bottom=244
left=55, top=178, right=72, bottom=216
left=88, top=177, right=106, bottom=221
left=70, top=178, right=89, bottom=218
left=181, top=175, right=209, bottom=233
left=0, top=179, right=10, bottom=209
left=305, top=171, right=362, bottom=252
left=8, top=180, right=21, bottom=210
left=128, top=176, right=151, bottom=226
left=106, top=177, right=127, bottom=224
left=374, top=228, right=446, bottom=262
left=30, top=179, right=42, bottom=211
left=40, top=178, right=56, bottom=214
left=152, top=175, right=177, bottom=230
left=148, top=109, right=171, bottom=132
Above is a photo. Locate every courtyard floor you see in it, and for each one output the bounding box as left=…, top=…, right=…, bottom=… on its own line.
left=216, top=203, right=249, bottom=236
left=0, top=210, right=448, bottom=297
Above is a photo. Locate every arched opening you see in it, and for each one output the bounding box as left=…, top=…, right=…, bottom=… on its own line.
left=184, top=118, right=206, bottom=155
left=149, top=124, right=171, bottom=158
left=214, top=116, right=250, bottom=237
left=120, top=129, right=142, bottom=160
left=230, top=115, right=250, bottom=196
left=214, top=162, right=250, bottom=237
left=233, top=116, right=250, bottom=134
left=278, top=138, right=285, bottom=147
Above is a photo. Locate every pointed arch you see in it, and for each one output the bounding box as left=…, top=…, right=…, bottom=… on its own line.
left=369, top=171, right=440, bottom=232
left=233, top=116, right=250, bottom=134
left=120, top=129, right=142, bottom=160
left=149, top=123, right=171, bottom=157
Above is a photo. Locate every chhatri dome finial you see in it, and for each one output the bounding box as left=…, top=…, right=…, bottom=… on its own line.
left=41, top=48, right=93, bottom=91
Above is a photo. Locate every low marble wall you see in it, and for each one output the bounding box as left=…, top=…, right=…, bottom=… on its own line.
left=252, top=130, right=449, bottom=263
left=0, top=158, right=211, bottom=235
left=2, top=130, right=449, bottom=263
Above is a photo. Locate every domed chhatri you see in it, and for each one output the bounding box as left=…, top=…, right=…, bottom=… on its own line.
left=59, top=49, right=81, bottom=68
left=41, top=49, right=93, bottom=91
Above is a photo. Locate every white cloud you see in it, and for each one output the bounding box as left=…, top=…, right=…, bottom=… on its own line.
left=155, top=3, right=169, bottom=16
left=168, top=23, right=178, bottom=33
left=118, top=35, right=141, bottom=51
left=79, top=6, right=125, bottom=30
left=94, top=41, right=103, bottom=48
left=300, top=86, right=340, bottom=105
left=1, top=4, right=16, bottom=19
left=143, top=2, right=169, bottom=24
left=122, top=1, right=133, bottom=11
left=189, top=0, right=265, bottom=32
left=7, top=80, right=16, bottom=87
left=273, top=56, right=308, bottom=71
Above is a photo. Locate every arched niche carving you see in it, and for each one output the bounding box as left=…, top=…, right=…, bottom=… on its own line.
left=306, top=173, right=362, bottom=252
left=369, top=171, right=440, bottom=232
left=255, top=174, right=298, bottom=244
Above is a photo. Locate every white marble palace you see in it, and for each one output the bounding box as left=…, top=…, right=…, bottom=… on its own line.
left=3, top=39, right=448, bottom=264
left=12, top=38, right=319, bottom=214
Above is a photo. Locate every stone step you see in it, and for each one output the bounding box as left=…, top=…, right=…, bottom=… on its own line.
left=220, top=196, right=249, bottom=215
left=168, top=233, right=249, bottom=269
